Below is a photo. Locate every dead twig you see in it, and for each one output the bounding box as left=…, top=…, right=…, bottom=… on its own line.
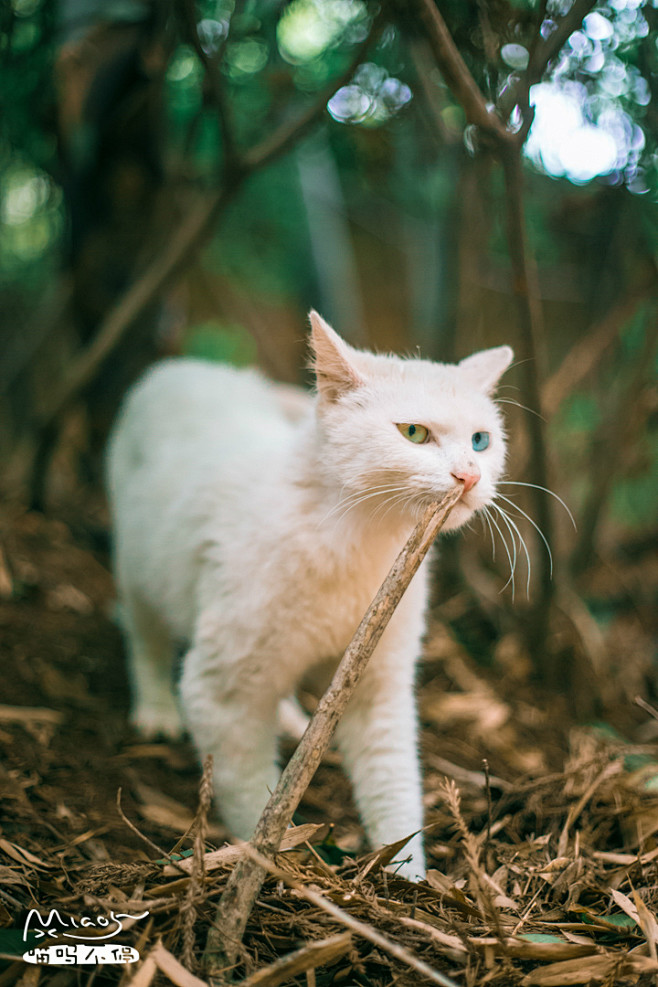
left=635, top=696, right=658, bottom=723
left=177, top=0, right=237, bottom=169
left=237, top=932, right=352, bottom=987
left=414, top=0, right=509, bottom=145
left=542, top=286, right=655, bottom=418
left=116, top=788, right=189, bottom=879
left=204, top=488, right=463, bottom=983
left=181, top=754, right=214, bottom=972
left=500, top=143, right=555, bottom=660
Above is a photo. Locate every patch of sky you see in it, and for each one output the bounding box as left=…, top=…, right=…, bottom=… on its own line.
left=523, top=1, right=652, bottom=191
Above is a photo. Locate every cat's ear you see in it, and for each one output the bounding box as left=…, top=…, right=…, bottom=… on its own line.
left=458, top=345, right=514, bottom=394
left=309, top=310, right=364, bottom=402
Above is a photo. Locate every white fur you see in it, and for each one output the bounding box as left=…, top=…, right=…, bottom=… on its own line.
left=106, top=312, right=512, bottom=881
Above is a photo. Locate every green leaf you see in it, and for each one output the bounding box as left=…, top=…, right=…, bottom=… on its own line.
left=518, top=933, right=567, bottom=944
left=154, top=847, right=195, bottom=865
left=602, top=914, right=637, bottom=929
left=581, top=912, right=637, bottom=929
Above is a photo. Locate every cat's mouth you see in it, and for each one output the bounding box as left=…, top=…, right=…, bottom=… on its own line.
left=439, top=480, right=492, bottom=530
left=441, top=498, right=473, bottom=531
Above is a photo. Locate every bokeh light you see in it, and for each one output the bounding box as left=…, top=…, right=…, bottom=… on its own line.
left=328, top=63, right=412, bottom=126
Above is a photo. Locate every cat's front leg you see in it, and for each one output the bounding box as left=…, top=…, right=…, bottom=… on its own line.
left=179, top=643, right=282, bottom=840
left=119, top=592, right=183, bottom=740
left=335, top=636, right=426, bottom=882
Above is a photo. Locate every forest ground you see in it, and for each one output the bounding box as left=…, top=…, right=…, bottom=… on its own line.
left=1, top=495, right=657, bottom=987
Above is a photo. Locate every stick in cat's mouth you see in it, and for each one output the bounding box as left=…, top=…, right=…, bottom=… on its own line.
left=207, top=485, right=463, bottom=970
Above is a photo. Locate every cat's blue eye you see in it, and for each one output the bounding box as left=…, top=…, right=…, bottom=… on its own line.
left=472, top=431, right=490, bottom=451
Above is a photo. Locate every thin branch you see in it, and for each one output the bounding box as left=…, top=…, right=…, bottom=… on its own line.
left=527, top=0, right=598, bottom=86
left=204, top=487, right=463, bottom=983
left=115, top=788, right=189, bottom=878
left=541, top=285, right=655, bottom=417
left=178, top=0, right=237, bottom=168
left=526, top=0, right=549, bottom=69
left=242, top=8, right=387, bottom=173
left=570, top=312, right=658, bottom=576
left=33, top=185, right=231, bottom=431
left=499, top=0, right=598, bottom=122
left=414, top=0, right=508, bottom=143
left=412, top=0, right=564, bottom=671
left=500, top=146, right=554, bottom=641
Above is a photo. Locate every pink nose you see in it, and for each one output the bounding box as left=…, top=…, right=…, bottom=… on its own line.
left=452, top=467, right=480, bottom=493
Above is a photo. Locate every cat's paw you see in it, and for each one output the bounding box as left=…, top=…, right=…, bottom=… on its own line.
left=131, top=703, right=184, bottom=741
left=386, top=835, right=426, bottom=883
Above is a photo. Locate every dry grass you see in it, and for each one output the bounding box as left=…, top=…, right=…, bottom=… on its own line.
left=1, top=506, right=658, bottom=986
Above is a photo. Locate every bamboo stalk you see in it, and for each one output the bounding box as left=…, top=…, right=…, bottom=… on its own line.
left=204, top=486, right=463, bottom=983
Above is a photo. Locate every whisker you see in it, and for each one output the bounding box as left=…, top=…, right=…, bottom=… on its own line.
left=492, top=502, right=532, bottom=599
left=498, top=481, right=576, bottom=530
left=489, top=503, right=520, bottom=598
left=496, top=398, right=546, bottom=421
left=484, top=504, right=516, bottom=596
left=496, top=493, right=554, bottom=579
left=369, top=495, right=399, bottom=526
left=480, top=506, right=497, bottom=562
left=331, top=485, right=417, bottom=530
left=494, top=504, right=521, bottom=597
left=371, top=490, right=411, bottom=523
left=319, top=483, right=410, bottom=526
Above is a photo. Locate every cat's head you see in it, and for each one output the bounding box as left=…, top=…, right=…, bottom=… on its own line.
left=309, top=311, right=513, bottom=532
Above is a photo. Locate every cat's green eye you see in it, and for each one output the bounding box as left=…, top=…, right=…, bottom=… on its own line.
left=396, top=423, right=429, bottom=444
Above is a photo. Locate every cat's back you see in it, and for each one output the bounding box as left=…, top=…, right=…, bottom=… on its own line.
left=107, top=359, right=311, bottom=634
left=108, top=358, right=304, bottom=490
left=113, top=359, right=282, bottom=449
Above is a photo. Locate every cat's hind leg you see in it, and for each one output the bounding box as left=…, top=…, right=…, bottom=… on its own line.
left=277, top=695, right=309, bottom=740
left=120, top=592, right=183, bottom=739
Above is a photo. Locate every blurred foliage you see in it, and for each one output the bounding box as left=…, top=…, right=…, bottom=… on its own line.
left=183, top=320, right=258, bottom=363
left=0, top=0, right=61, bottom=287
left=205, top=159, right=314, bottom=296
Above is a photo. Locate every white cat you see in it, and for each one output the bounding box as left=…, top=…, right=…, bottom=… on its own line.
left=106, top=312, right=513, bottom=881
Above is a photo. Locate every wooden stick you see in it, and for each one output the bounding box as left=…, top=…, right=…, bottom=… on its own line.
left=204, top=487, right=463, bottom=983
